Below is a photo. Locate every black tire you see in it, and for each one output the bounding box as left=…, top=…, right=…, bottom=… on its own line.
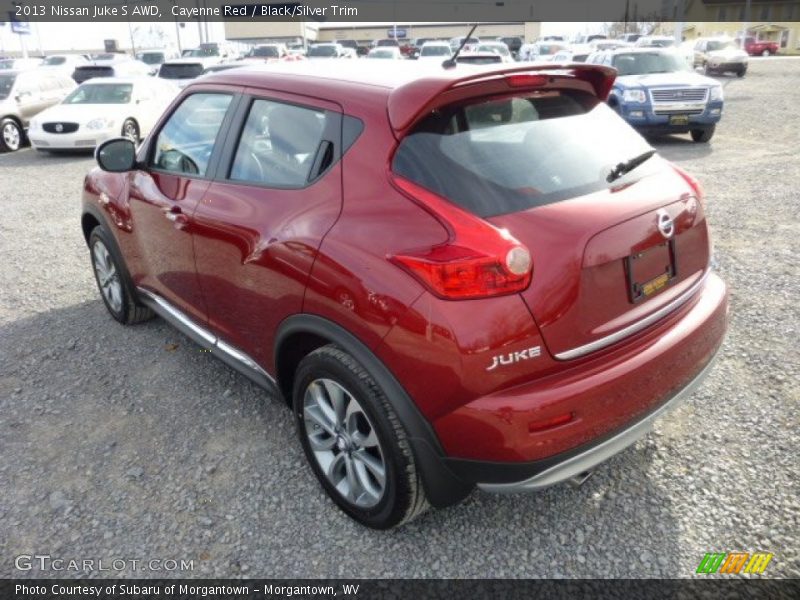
left=737, top=69, right=746, bottom=78
left=121, top=119, right=139, bottom=143
left=0, top=118, right=23, bottom=152
left=691, top=126, right=715, bottom=143
left=293, top=345, right=429, bottom=529
left=88, top=226, right=153, bottom=325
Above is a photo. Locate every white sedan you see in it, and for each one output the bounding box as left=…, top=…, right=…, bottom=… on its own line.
left=28, top=77, right=177, bottom=151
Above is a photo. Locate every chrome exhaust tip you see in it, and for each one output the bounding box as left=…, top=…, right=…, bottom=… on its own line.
left=569, top=470, right=594, bottom=487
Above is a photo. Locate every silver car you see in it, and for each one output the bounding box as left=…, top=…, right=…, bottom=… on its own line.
left=0, top=70, right=76, bottom=152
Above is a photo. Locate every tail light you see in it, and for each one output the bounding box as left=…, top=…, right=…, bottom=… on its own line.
left=389, top=176, right=533, bottom=300
left=671, top=163, right=705, bottom=207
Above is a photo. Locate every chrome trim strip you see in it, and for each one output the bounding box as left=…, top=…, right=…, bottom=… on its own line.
left=478, top=347, right=721, bottom=494
left=216, top=339, right=275, bottom=383
left=137, top=287, right=277, bottom=388
left=554, top=272, right=709, bottom=361
left=138, top=288, right=215, bottom=346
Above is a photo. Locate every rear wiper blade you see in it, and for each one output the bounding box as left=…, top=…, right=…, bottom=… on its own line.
left=607, top=149, right=657, bottom=183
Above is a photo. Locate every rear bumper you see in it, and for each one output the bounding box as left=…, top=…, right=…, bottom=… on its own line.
left=434, top=271, right=728, bottom=484
left=620, top=101, right=723, bottom=132
left=476, top=346, right=720, bottom=493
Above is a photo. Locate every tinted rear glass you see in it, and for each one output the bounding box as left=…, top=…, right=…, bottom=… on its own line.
left=392, top=91, right=656, bottom=218
left=309, top=46, right=338, bottom=57
left=0, top=74, right=15, bottom=99
left=159, top=63, right=204, bottom=79
left=73, top=67, right=114, bottom=82
left=252, top=46, right=280, bottom=57
left=138, top=52, right=165, bottom=64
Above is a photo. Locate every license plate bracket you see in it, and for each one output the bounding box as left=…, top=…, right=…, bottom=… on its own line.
left=669, top=114, right=690, bottom=126
left=624, top=239, right=677, bottom=303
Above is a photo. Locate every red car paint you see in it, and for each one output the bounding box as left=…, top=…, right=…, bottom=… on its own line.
left=82, top=61, right=727, bottom=497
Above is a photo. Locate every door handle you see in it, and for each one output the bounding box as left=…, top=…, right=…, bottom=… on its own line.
left=164, top=206, right=189, bottom=226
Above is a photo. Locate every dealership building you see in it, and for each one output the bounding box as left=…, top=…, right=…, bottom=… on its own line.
left=223, top=21, right=542, bottom=46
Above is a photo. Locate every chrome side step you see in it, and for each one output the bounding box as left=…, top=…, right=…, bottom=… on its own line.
left=137, top=288, right=278, bottom=394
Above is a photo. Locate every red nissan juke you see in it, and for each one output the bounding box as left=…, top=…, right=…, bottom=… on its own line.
left=81, top=61, right=728, bottom=528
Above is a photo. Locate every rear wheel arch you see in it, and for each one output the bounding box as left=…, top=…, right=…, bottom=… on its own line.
left=274, top=313, right=473, bottom=508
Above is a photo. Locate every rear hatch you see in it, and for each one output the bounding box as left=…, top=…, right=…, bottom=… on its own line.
left=392, top=82, right=709, bottom=359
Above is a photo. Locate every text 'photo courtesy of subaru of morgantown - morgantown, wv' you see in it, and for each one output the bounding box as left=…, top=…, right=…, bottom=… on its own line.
left=83, top=57, right=727, bottom=529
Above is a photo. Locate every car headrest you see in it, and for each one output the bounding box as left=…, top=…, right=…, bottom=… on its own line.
left=268, top=105, right=324, bottom=156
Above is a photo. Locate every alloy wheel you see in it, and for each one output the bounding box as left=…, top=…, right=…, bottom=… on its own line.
left=123, top=121, right=138, bottom=142
left=3, top=122, right=20, bottom=151
left=303, top=378, right=387, bottom=508
left=92, top=240, right=123, bottom=314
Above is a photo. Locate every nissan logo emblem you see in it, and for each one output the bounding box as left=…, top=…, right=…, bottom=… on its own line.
left=55, top=123, right=63, bottom=133
left=657, top=209, right=675, bottom=239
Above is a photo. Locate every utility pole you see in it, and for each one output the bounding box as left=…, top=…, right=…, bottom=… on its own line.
left=742, top=0, right=752, bottom=48
left=674, top=0, right=684, bottom=44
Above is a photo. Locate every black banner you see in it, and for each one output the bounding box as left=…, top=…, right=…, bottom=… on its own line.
left=2, top=0, right=798, bottom=23
left=3, top=579, right=800, bottom=600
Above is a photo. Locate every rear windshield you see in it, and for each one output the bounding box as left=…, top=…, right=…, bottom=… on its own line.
left=392, top=90, right=657, bottom=218
left=159, top=63, right=204, bottom=79
left=309, top=46, right=337, bottom=57
left=421, top=45, right=451, bottom=57
left=0, top=74, right=15, bottom=99
left=138, top=52, right=165, bottom=64
left=73, top=67, right=114, bottom=81
left=252, top=46, right=279, bottom=57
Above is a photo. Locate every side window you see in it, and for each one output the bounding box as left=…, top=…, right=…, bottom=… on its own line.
left=151, top=93, right=232, bottom=176
left=229, top=98, right=328, bottom=188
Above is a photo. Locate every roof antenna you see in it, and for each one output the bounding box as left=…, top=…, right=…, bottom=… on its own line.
left=442, top=23, right=478, bottom=69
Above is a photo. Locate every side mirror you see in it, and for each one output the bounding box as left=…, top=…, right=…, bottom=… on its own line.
left=96, top=138, right=137, bottom=172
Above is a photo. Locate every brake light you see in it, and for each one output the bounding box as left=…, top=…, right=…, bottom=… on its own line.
left=389, top=176, right=533, bottom=300
left=506, top=74, right=548, bottom=88
left=671, top=163, right=705, bottom=207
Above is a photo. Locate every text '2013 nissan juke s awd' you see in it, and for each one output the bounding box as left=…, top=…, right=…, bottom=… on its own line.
left=81, top=60, right=728, bottom=529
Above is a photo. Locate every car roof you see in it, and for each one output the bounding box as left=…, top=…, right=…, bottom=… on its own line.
left=202, top=60, right=616, bottom=132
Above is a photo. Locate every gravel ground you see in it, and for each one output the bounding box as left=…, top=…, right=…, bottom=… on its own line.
left=1, top=58, right=798, bottom=579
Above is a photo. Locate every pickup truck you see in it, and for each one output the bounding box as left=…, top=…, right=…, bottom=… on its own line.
left=741, top=37, right=779, bottom=56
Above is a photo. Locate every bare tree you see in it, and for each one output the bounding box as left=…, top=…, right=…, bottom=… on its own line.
left=132, top=24, right=169, bottom=50
left=605, top=20, right=662, bottom=38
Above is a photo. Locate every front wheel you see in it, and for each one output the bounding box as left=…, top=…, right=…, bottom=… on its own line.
left=761, top=49, right=770, bottom=57
left=89, top=227, right=153, bottom=324
left=737, top=69, right=747, bottom=78
left=0, top=118, right=22, bottom=152
left=691, top=126, right=715, bottom=143
left=293, top=346, right=429, bottom=529
left=121, top=119, right=139, bottom=143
